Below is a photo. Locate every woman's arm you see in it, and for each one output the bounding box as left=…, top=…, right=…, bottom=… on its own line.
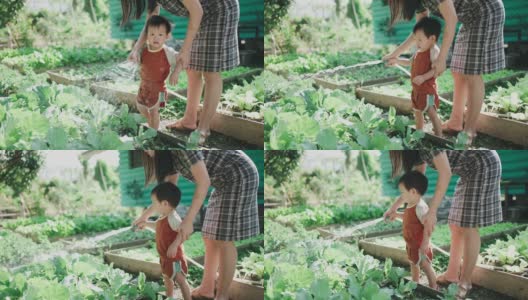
left=433, top=0, right=458, bottom=76
left=179, top=161, right=211, bottom=241
left=129, top=4, right=161, bottom=62
left=177, top=0, right=204, bottom=68
left=423, top=152, right=452, bottom=236
left=384, top=10, right=429, bottom=60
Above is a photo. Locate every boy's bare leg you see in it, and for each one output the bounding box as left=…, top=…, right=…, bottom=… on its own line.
left=150, top=108, right=160, bottom=130
left=175, top=272, right=191, bottom=300
left=410, top=262, right=420, bottom=282
left=420, top=259, right=438, bottom=289
left=163, top=274, right=175, bottom=298
left=427, top=107, right=443, bottom=137
left=414, top=110, right=425, bottom=131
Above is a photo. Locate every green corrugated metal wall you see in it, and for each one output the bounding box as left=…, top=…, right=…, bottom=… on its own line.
left=109, top=0, right=263, bottom=40
left=380, top=151, right=528, bottom=198
left=119, top=151, right=264, bottom=207
left=372, top=0, right=528, bottom=45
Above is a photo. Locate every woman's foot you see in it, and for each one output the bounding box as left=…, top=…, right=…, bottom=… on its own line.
left=198, top=130, right=210, bottom=146
left=191, top=286, right=214, bottom=300
left=167, top=118, right=197, bottom=131
left=436, top=273, right=459, bottom=286
left=456, top=282, right=472, bottom=300
left=441, top=121, right=463, bottom=135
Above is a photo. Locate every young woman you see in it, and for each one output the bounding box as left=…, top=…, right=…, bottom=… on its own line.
left=121, top=0, right=240, bottom=145
left=385, top=150, right=502, bottom=299
left=384, top=0, right=506, bottom=145
left=134, top=150, right=259, bottom=300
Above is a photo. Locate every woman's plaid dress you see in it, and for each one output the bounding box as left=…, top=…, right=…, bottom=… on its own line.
left=418, top=0, right=505, bottom=75
left=157, top=0, right=240, bottom=72
left=169, top=150, right=259, bottom=241
left=417, top=150, right=502, bottom=228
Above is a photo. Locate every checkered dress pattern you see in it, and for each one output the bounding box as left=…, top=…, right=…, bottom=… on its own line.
left=417, top=150, right=503, bottom=228
left=170, top=151, right=260, bottom=241
left=157, top=0, right=240, bottom=72
left=418, top=0, right=506, bottom=75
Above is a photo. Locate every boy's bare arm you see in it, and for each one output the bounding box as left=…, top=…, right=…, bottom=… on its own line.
left=395, top=58, right=412, bottom=67
left=167, top=233, right=183, bottom=258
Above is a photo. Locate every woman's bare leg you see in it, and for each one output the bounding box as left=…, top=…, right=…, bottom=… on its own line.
left=192, top=237, right=218, bottom=299
left=463, top=74, right=485, bottom=137
left=198, top=72, right=222, bottom=134
left=443, top=72, right=467, bottom=132
left=168, top=69, right=202, bottom=129
left=216, top=240, right=237, bottom=300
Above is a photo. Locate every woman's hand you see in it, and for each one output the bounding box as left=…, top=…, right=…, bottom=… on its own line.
left=432, top=56, right=447, bottom=77
left=177, top=219, right=194, bottom=242
left=176, top=50, right=191, bottom=69
left=423, top=209, right=438, bottom=237
left=128, top=49, right=140, bottom=64
left=169, top=71, right=179, bottom=86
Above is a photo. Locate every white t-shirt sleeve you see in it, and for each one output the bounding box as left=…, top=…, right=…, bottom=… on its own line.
left=416, top=200, right=429, bottom=224
left=430, top=45, right=440, bottom=64
left=168, top=210, right=182, bottom=231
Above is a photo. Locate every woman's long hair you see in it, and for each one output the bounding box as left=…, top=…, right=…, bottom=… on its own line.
left=142, top=151, right=175, bottom=186
left=389, top=150, right=421, bottom=178
left=389, top=0, right=422, bottom=25
left=120, top=0, right=158, bottom=25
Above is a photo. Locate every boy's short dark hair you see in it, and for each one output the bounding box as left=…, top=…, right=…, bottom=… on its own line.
left=413, top=17, right=441, bottom=40
left=398, top=170, right=428, bottom=195
left=146, top=15, right=172, bottom=34
left=151, top=182, right=181, bottom=208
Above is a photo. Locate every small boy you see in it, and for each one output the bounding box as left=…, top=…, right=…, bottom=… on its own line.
left=137, top=182, right=191, bottom=300
left=388, top=17, right=443, bottom=137
left=387, top=171, right=437, bottom=290
left=136, top=15, right=182, bottom=130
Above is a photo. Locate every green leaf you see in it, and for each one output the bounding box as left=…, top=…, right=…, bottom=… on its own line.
left=311, top=278, right=331, bottom=300
left=47, top=127, right=68, bottom=149
left=316, top=128, right=337, bottom=149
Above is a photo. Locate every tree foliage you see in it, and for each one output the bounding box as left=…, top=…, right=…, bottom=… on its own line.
left=0, top=151, right=43, bottom=196
left=265, top=0, right=294, bottom=34
left=265, top=150, right=302, bottom=187
left=0, top=0, right=25, bottom=28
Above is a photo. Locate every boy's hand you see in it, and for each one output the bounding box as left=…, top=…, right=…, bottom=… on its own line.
left=383, top=209, right=397, bottom=221
left=135, top=221, right=147, bottom=230
left=413, top=75, right=426, bottom=85
left=420, top=241, right=430, bottom=257
left=386, top=57, right=398, bottom=66
left=167, top=242, right=180, bottom=258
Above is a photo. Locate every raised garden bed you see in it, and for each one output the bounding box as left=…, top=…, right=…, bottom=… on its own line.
left=356, top=72, right=528, bottom=147
left=104, top=235, right=264, bottom=299
left=359, top=223, right=528, bottom=299
left=90, top=81, right=264, bottom=148
left=313, top=62, right=404, bottom=91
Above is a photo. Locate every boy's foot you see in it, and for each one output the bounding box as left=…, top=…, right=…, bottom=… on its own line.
left=436, top=273, right=458, bottom=285
left=167, top=119, right=197, bottom=131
